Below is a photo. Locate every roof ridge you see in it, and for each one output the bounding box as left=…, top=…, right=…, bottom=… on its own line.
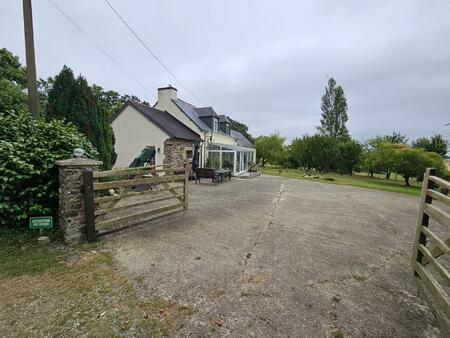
left=175, top=98, right=196, bottom=108
left=124, top=101, right=202, bottom=142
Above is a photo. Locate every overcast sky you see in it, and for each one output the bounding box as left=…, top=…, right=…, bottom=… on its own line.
left=1, top=0, right=449, bottom=142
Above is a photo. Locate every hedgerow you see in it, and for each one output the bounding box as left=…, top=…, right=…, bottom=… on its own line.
left=0, top=110, right=98, bottom=228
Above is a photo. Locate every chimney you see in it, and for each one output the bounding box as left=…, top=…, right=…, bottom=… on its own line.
left=157, top=85, right=177, bottom=103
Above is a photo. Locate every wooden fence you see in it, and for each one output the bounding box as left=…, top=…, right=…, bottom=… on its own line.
left=412, top=168, right=450, bottom=335
left=83, top=162, right=189, bottom=241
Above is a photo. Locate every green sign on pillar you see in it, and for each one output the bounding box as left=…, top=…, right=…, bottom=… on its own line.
left=29, top=216, right=53, bottom=229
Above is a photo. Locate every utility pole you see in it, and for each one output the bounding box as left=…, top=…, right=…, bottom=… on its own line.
left=22, top=0, right=39, bottom=118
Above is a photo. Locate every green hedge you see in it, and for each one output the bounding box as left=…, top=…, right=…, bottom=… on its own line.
left=0, top=110, right=98, bottom=228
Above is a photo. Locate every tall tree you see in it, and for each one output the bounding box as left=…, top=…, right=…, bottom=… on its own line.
left=317, top=77, right=349, bottom=138
left=46, top=66, right=114, bottom=169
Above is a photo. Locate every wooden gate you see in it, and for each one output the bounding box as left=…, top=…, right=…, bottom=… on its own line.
left=83, top=162, right=189, bottom=241
left=412, top=168, right=450, bottom=335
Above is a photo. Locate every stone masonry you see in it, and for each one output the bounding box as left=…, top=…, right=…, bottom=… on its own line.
left=55, top=158, right=102, bottom=244
left=164, top=138, right=195, bottom=169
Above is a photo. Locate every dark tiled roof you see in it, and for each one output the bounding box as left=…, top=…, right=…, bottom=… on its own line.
left=218, top=114, right=230, bottom=123
left=172, top=99, right=211, bottom=131
left=194, top=106, right=217, bottom=117
left=113, top=101, right=202, bottom=142
left=231, top=129, right=254, bottom=148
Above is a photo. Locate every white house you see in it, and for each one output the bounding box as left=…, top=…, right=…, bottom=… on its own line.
left=111, top=86, right=256, bottom=175
left=154, top=86, right=256, bottom=175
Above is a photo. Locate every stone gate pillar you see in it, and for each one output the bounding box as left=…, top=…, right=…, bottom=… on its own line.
left=55, top=157, right=102, bottom=244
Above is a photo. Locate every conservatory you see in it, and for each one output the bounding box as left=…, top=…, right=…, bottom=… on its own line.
left=206, top=143, right=256, bottom=175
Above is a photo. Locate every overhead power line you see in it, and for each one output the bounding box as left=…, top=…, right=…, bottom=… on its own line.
left=103, top=0, right=202, bottom=104
left=49, top=0, right=148, bottom=92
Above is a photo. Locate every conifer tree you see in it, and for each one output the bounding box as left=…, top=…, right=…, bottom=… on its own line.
left=47, top=66, right=114, bottom=169
left=317, top=77, right=349, bottom=138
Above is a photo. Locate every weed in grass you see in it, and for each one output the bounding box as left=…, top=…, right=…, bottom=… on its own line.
left=334, top=330, right=345, bottom=338
left=331, top=294, right=341, bottom=304
left=248, top=275, right=264, bottom=283
left=352, top=273, right=367, bottom=282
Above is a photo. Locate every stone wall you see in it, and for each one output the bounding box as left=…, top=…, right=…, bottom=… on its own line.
left=55, top=158, right=102, bottom=244
left=163, top=138, right=194, bottom=169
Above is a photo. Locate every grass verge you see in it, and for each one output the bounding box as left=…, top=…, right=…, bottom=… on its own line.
left=260, top=167, right=421, bottom=196
left=0, top=230, right=189, bottom=337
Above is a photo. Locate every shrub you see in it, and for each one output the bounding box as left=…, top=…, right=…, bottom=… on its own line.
left=0, top=110, right=98, bottom=229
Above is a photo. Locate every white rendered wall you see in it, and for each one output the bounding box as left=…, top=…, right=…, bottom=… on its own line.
left=111, top=105, right=170, bottom=168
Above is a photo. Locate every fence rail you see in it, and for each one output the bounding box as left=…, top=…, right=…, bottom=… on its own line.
left=84, top=162, right=189, bottom=241
left=412, top=168, right=450, bottom=336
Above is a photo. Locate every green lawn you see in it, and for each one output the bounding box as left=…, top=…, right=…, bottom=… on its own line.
left=259, top=167, right=422, bottom=196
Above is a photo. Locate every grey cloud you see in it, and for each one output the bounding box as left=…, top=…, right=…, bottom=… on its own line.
left=1, top=0, right=449, bottom=142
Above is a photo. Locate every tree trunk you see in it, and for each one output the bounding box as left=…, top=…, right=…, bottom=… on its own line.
left=385, top=171, right=391, bottom=179
left=404, top=176, right=410, bottom=186
left=370, top=170, right=374, bottom=178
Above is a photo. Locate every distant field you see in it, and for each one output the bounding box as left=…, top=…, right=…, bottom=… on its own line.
left=259, top=167, right=422, bottom=196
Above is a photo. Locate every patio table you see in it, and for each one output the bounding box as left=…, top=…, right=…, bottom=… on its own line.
left=215, top=169, right=231, bottom=183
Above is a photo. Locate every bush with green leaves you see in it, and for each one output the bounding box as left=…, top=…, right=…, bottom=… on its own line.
left=0, top=110, right=98, bottom=228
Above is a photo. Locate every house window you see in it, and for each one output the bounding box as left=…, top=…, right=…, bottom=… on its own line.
left=185, top=149, right=193, bottom=161
left=213, top=118, right=219, bottom=132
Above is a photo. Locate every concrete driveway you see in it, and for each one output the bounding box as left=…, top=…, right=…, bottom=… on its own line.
left=108, top=175, right=440, bottom=337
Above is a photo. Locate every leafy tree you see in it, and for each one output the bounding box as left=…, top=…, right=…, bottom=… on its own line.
left=366, top=132, right=408, bottom=178
left=254, top=133, right=285, bottom=166
left=287, top=134, right=361, bottom=173
left=383, top=131, right=408, bottom=145
left=366, top=143, right=447, bottom=185
left=46, top=66, right=115, bottom=169
left=92, top=85, right=125, bottom=119
left=297, top=134, right=340, bottom=172
left=392, top=146, right=428, bottom=186
left=317, top=77, right=349, bottom=138
left=37, top=77, right=54, bottom=113
left=0, top=48, right=26, bottom=87
left=361, top=148, right=382, bottom=178
left=367, top=143, right=404, bottom=180
left=228, top=117, right=254, bottom=143
left=413, top=134, right=448, bottom=157
left=367, top=132, right=408, bottom=151
left=336, top=139, right=362, bottom=175
left=0, top=78, right=27, bottom=114
left=0, top=49, right=28, bottom=115
left=288, top=137, right=308, bottom=169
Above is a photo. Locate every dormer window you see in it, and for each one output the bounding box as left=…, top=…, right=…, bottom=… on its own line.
left=213, top=118, right=219, bottom=132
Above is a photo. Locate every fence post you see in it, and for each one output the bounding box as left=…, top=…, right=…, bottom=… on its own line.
left=55, top=157, right=102, bottom=244
left=184, top=160, right=189, bottom=212
left=412, top=167, right=435, bottom=271
left=83, top=169, right=96, bottom=242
